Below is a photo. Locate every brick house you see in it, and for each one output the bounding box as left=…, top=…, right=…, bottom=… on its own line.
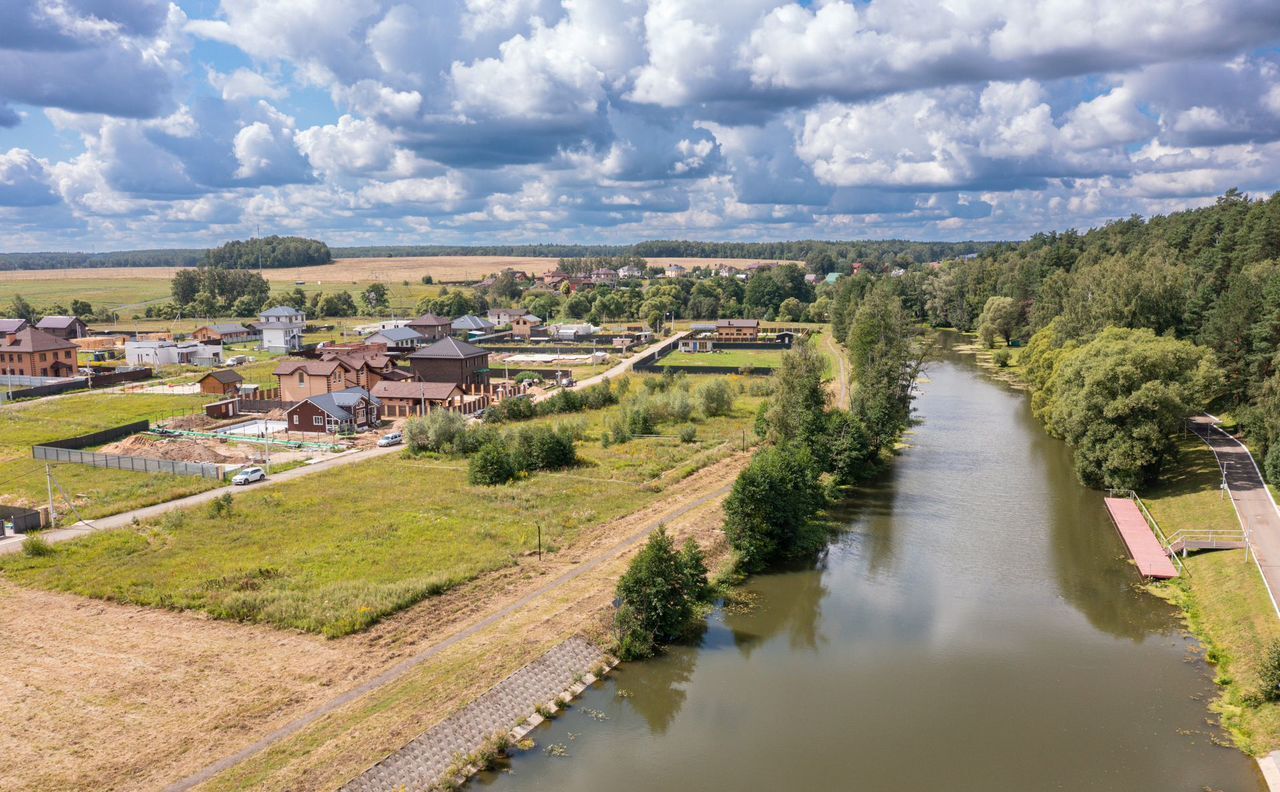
left=274, top=359, right=351, bottom=402
left=198, top=369, right=244, bottom=396
left=487, top=307, right=531, bottom=325
left=451, top=314, right=495, bottom=338
left=0, top=327, right=78, bottom=377
left=285, top=388, right=381, bottom=433
left=407, top=337, right=490, bottom=388
left=319, top=349, right=400, bottom=390
left=371, top=380, right=465, bottom=418
left=715, top=319, right=760, bottom=342
left=35, top=315, right=88, bottom=340
left=406, top=313, right=453, bottom=341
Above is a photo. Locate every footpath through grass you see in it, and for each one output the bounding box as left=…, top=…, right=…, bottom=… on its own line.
left=1143, top=435, right=1280, bottom=755
left=1, top=391, right=761, bottom=636
left=0, top=391, right=219, bottom=519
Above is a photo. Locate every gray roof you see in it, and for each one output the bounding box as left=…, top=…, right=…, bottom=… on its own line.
left=0, top=318, right=28, bottom=333
left=368, top=326, right=423, bottom=343
left=451, top=314, right=494, bottom=331
left=408, top=336, right=488, bottom=360
left=206, top=323, right=253, bottom=334
left=200, top=369, right=244, bottom=385
left=260, top=306, right=303, bottom=318
left=36, top=315, right=81, bottom=329
left=296, top=387, right=380, bottom=421
left=256, top=321, right=302, bottom=330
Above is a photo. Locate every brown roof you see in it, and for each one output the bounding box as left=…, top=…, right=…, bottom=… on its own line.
left=371, top=381, right=463, bottom=401
left=407, top=336, right=488, bottom=360
left=273, top=359, right=346, bottom=377
left=321, top=350, right=394, bottom=370
left=36, top=315, right=83, bottom=330
left=200, top=369, right=244, bottom=385
left=407, top=313, right=452, bottom=327
left=0, top=318, right=29, bottom=334
left=2, top=327, right=78, bottom=353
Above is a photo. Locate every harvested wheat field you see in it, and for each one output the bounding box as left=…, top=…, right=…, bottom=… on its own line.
left=0, top=255, right=798, bottom=285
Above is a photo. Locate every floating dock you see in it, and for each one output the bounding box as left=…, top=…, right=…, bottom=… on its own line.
left=1103, top=497, right=1179, bottom=579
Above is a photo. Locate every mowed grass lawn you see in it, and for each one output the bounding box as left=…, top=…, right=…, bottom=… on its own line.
left=0, top=392, right=219, bottom=519
left=659, top=349, right=783, bottom=369
left=1143, top=435, right=1280, bottom=754
left=1, top=388, right=761, bottom=637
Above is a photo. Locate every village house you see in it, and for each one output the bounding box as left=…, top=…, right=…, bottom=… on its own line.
left=274, top=359, right=350, bottom=402
left=319, top=348, right=401, bottom=389
left=353, top=319, right=409, bottom=335
left=125, top=340, right=222, bottom=367
left=36, top=315, right=88, bottom=340
left=0, top=318, right=30, bottom=335
left=407, top=336, right=490, bottom=388
left=590, top=268, right=618, bottom=285
left=364, top=325, right=427, bottom=350
left=0, top=327, right=78, bottom=377
left=510, top=314, right=543, bottom=339
left=545, top=322, right=600, bottom=341
left=715, top=318, right=760, bottom=342
left=285, top=387, right=381, bottom=433
left=371, top=380, right=466, bottom=418
left=679, top=338, right=716, bottom=353
left=197, top=369, right=244, bottom=396
left=487, top=307, right=531, bottom=325
left=617, top=264, right=645, bottom=279
left=451, top=314, right=495, bottom=338
left=255, top=306, right=305, bottom=353
left=405, top=313, right=452, bottom=341
left=192, top=323, right=259, bottom=344
left=539, top=270, right=569, bottom=288
left=663, top=264, right=687, bottom=278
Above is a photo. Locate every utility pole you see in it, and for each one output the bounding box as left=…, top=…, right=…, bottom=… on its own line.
left=45, top=464, right=56, bottom=528
left=537, top=522, right=542, bottom=561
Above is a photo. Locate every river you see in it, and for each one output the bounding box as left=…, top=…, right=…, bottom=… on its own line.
left=478, top=335, right=1263, bottom=791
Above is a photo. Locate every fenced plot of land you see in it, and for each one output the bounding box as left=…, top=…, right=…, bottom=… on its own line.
left=0, top=392, right=218, bottom=519
left=656, top=349, right=785, bottom=369
left=1, top=392, right=761, bottom=637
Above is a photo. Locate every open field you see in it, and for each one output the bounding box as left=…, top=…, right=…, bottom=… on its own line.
left=658, top=348, right=784, bottom=369
left=1144, top=435, right=1280, bottom=755
left=0, top=444, right=746, bottom=792
left=2, top=385, right=761, bottom=636
left=0, top=391, right=220, bottom=518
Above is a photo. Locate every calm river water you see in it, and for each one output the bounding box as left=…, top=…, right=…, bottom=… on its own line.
left=479, top=336, right=1263, bottom=791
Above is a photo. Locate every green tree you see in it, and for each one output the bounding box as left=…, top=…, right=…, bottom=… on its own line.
left=614, top=527, right=707, bottom=659
left=468, top=442, right=515, bottom=485
left=723, top=444, right=824, bottom=573
left=697, top=379, right=735, bottom=417
left=318, top=291, right=358, bottom=317
left=360, top=282, right=390, bottom=314
left=976, top=295, right=1019, bottom=347
left=5, top=294, right=37, bottom=322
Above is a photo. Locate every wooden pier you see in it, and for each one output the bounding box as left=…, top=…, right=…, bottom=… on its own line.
left=1103, top=497, right=1179, bottom=579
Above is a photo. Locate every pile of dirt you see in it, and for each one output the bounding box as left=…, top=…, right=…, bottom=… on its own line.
left=100, top=434, right=258, bottom=465
left=165, top=414, right=218, bottom=431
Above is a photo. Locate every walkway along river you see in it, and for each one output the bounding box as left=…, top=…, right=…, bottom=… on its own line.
left=476, top=336, right=1264, bottom=792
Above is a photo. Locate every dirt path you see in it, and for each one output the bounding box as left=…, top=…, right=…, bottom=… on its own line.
left=0, top=452, right=749, bottom=791
left=1189, top=415, right=1280, bottom=617
left=824, top=333, right=850, bottom=410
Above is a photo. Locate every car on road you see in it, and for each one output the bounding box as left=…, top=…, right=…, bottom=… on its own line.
left=377, top=431, right=403, bottom=447
left=232, top=466, right=266, bottom=485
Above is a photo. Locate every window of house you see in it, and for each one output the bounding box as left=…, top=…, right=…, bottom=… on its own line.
left=292, top=414, right=299, bottom=425
left=313, top=415, right=323, bottom=426
left=298, top=372, right=305, bottom=386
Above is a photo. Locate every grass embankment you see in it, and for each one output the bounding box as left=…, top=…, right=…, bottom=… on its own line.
left=1, top=391, right=761, bottom=637
left=1143, top=435, right=1280, bottom=755
left=658, top=349, right=783, bottom=369
left=0, top=392, right=220, bottom=519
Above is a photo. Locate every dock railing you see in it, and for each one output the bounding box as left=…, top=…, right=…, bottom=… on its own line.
left=1107, top=489, right=1185, bottom=574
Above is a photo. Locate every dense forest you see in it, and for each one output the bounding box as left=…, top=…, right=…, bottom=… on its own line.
left=202, top=236, right=332, bottom=269
left=827, top=189, right=1280, bottom=489
left=0, top=249, right=202, bottom=271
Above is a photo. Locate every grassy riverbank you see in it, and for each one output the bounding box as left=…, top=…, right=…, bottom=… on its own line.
left=1143, top=435, right=1280, bottom=755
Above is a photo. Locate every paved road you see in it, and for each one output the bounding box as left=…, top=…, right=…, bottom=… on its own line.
left=1188, top=414, right=1280, bottom=617
left=0, top=442, right=405, bottom=555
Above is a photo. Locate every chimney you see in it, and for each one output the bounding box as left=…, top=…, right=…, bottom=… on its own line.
left=3, top=333, right=16, bottom=346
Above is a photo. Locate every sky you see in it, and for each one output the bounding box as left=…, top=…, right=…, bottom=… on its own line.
left=1, top=0, right=1280, bottom=251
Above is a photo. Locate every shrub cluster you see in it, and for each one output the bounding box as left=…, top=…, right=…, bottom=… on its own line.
left=467, top=424, right=579, bottom=486
left=483, top=380, right=618, bottom=423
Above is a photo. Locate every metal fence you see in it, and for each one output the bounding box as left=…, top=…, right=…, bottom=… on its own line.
left=32, top=445, right=223, bottom=480
left=45, top=420, right=150, bottom=450
left=0, top=505, right=42, bottom=533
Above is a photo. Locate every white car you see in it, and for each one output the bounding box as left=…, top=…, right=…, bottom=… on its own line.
left=232, top=466, right=266, bottom=485
left=377, top=432, right=403, bottom=447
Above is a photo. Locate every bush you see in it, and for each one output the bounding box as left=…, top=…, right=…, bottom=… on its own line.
left=1261, top=639, right=1280, bottom=702
left=514, top=371, right=540, bottom=384
left=454, top=424, right=502, bottom=455
left=207, top=492, right=234, bottom=519
left=679, top=425, right=697, bottom=443
left=22, top=534, right=54, bottom=558
left=698, top=379, right=735, bottom=417
left=468, top=443, right=515, bottom=485
left=420, top=275, right=433, bottom=285
left=826, top=410, right=872, bottom=484
left=992, top=349, right=1012, bottom=368
left=406, top=410, right=467, bottom=453
left=614, top=527, right=708, bottom=659
left=1266, top=443, right=1280, bottom=485
left=723, top=444, right=825, bottom=573
left=510, top=425, right=577, bottom=472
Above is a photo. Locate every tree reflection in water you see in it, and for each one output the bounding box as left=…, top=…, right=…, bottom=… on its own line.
left=614, top=621, right=706, bottom=735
